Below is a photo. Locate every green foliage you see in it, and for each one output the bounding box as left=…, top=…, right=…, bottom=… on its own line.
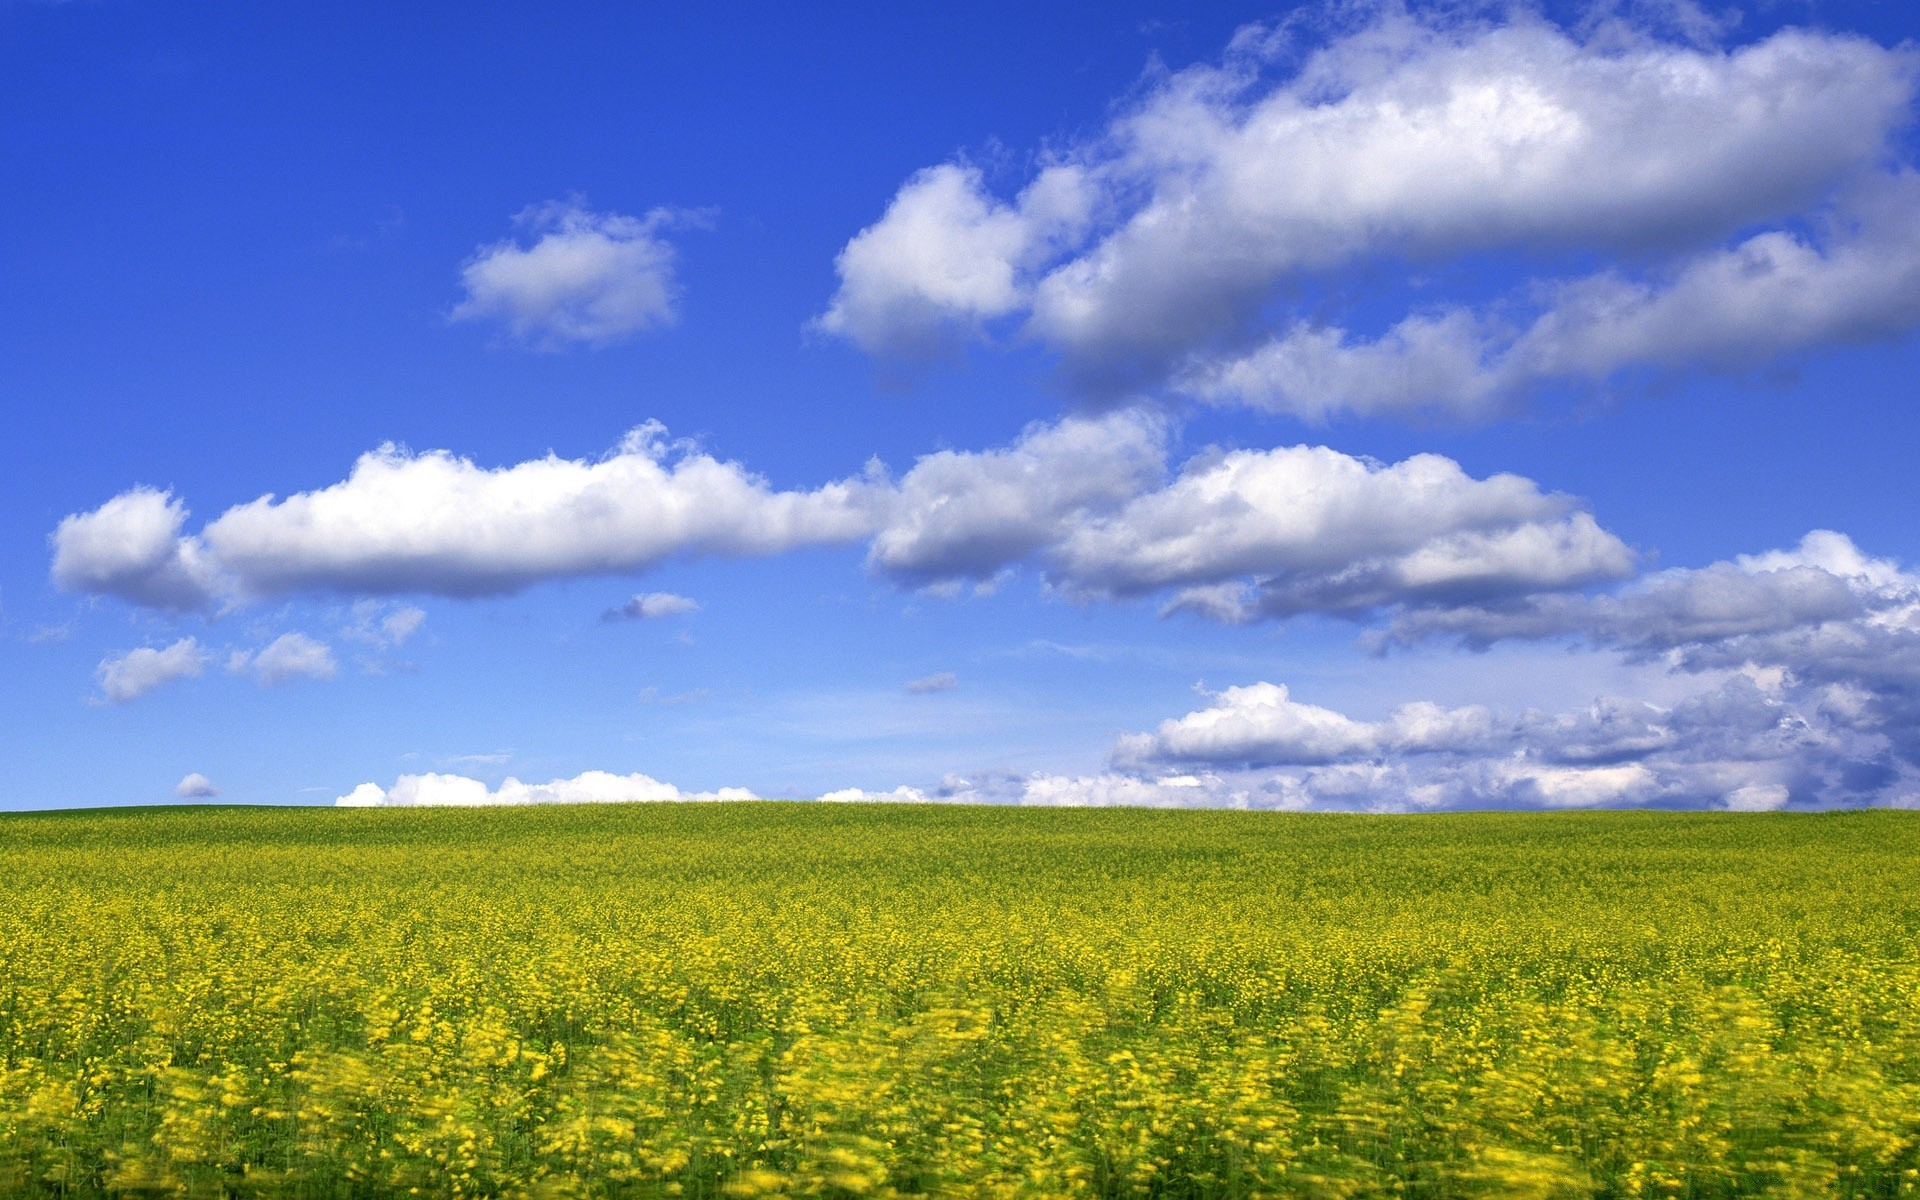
left=1, top=804, right=1917, bottom=1197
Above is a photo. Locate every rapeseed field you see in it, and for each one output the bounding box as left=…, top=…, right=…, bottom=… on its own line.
left=0, top=803, right=1915, bottom=1198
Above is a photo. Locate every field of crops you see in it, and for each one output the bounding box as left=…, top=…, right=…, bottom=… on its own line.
left=1, top=803, right=1917, bottom=1198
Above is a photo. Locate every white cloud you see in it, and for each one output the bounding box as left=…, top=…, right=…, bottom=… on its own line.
left=904, top=672, right=957, bottom=694
left=1114, top=681, right=1501, bottom=766
left=173, top=772, right=218, bottom=798
left=604, top=591, right=701, bottom=621
left=60, top=412, right=1622, bottom=625
left=868, top=409, right=1632, bottom=617
left=817, top=162, right=1093, bottom=356
left=869, top=409, right=1168, bottom=587
left=50, top=488, right=219, bottom=612
left=1049, top=446, right=1632, bottom=617
left=374, top=621, right=1916, bottom=809
left=823, top=10, right=1919, bottom=397
left=1187, top=174, right=1920, bottom=419
left=1105, top=669, right=1906, bottom=810
left=54, top=424, right=884, bottom=608
left=336, top=769, right=757, bottom=807
left=229, top=633, right=338, bottom=684
left=96, top=637, right=209, bottom=704
left=1385, top=531, right=1904, bottom=656
left=1360, top=531, right=1920, bottom=799
left=451, top=200, right=693, bottom=347
left=1725, top=783, right=1791, bottom=812
left=198, top=425, right=880, bottom=599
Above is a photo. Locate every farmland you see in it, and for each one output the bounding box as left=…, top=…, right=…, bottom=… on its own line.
left=1, top=803, right=1917, bottom=1198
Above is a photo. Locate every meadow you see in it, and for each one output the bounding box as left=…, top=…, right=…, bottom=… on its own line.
left=0, top=803, right=1916, bottom=1199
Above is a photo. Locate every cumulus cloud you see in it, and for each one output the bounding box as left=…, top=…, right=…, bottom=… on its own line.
left=229, top=633, right=338, bottom=684
left=870, top=410, right=1633, bottom=618
left=904, top=672, right=957, bottom=694
left=604, top=591, right=700, bottom=621
left=95, top=637, right=209, bottom=704
left=817, top=162, right=1093, bottom=356
left=60, top=412, right=1623, bottom=626
left=336, top=769, right=757, bottom=807
left=1368, top=531, right=1920, bottom=796
left=54, top=423, right=884, bottom=608
left=829, top=529, right=1920, bottom=808
left=1386, top=531, right=1904, bottom=656
left=452, top=200, right=694, bottom=347
left=196, top=426, right=880, bottom=599
left=1106, top=670, right=1907, bottom=810
left=870, top=409, right=1168, bottom=587
left=823, top=8, right=1919, bottom=401
left=1186, top=174, right=1920, bottom=419
left=173, top=772, right=218, bottom=799
left=1051, top=447, right=1632, bottom=616
left=324, top=528, right=1920, bottom=813
left=1114, top=682, right=1501, bottom=766
left=50, top=488, right=219, bottom=612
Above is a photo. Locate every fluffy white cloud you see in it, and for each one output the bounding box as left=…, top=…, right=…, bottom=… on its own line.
left=817, top=162, right=1093, bottom=356
left=1051, top=447, right=1632, bottom=616
left=871, top=414, right=1635, bottom=618
left=604, top=591, right=700, bottom=621
left=336, top=769, right=758, bottom=807
left=60, top=413, right=1622, bottom=625
left=382, top=625, right=1915, bottom=809
left=1187, top=174, right=1920, bottom=419
left=868, top=410, right=1630, bottom=615
left=54, top=424, right=884, bottom=608
left=50, top=489, right=218, bottom=612
left=1114, top=682, right=1502, bottom=766
left=869, top=409, right=1168, bottom=587
left=199, top=426, right=881, bottom=599
left=229, top=633, right=338, bottom=684
left=1386, top=531, right=1901, bottom=655
left=96, top=637, right=209, bottom=704
left=904, top=672, right=957, bottom=694
left=173, top=772, right=218, bottom=799
left=825, top=10, right=1919, bottom=399
left=452, top=200, right=691, bottom=347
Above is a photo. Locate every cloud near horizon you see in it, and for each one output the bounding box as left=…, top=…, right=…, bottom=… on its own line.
left=821, top=9, right=1920, bottom=410
left=173, top=772, right=218, bottom=799
left=386, top=529, right=1920, bottom=813
left=337, top=770, right=758, bottom=807
left=324, top=524, right=1920, bottom=814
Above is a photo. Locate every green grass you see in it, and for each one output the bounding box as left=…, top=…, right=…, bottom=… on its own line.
left=1, top=803, right=1917, bottom=1197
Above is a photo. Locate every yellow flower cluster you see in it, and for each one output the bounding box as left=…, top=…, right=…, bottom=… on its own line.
left=1, top=804, right=1917, bottom=1197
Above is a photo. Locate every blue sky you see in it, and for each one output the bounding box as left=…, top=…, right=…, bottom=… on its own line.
left=6, top=0, right=1920, bottom=811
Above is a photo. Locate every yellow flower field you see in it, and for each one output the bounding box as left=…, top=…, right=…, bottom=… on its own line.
left=1, top=803, right=1916, bottom=1198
